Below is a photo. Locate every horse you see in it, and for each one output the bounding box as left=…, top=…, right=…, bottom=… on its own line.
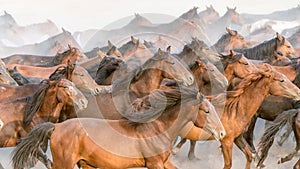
left=0, top=76, right=88, bottom=168
left=172, top=50, right=257, bottom=159
left=198, top=5, right=220, bottom=25
left=235, top=32, right=296, bottom=61
left=0, top=61, right=18, bottom=86
left=7, top=66, right=42, bottom=85
left=211, top=27, right=251, bottom=53
left=2, top=44, right=84, bottom=67
left=12, top=85, right=224, bottom=169
left=6, top=62, right=102, bottom=96
left=257, top=109, right=300, bottom=169
left=205, top=6, right=244, bottom=44
left=218, top=66, right=300, bottom=169
left=79, top=48, right=195, bottom=119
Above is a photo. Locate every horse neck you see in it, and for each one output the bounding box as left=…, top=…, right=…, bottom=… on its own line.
left=240, top=39, right=277, bottom=60
left=130, top=69, right=163, bottom=98
left=211, top=36, right=228, bottom=52
left=224, top=77, right=271, bottom=124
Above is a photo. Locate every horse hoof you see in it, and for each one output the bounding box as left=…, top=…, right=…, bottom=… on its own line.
left=172, top=148, right=180, bottom=155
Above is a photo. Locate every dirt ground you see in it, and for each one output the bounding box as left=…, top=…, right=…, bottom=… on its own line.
left=0, top=119, right=298, bottom=169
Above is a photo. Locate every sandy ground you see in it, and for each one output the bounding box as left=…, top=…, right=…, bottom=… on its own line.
left=0, top=119, right=298, bottom=169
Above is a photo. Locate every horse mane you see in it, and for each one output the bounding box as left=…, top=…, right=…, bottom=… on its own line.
left=23, top=77, right=62, bottom=126
left=48, top=63, right=75, bottom=80
left=220, top=53, right=243, bottom=69
left=123, top=85, right=202, bottom=125
left=235, top=37, right=281, bottom=60
left=53, top=48, right=78, bottom=65
left=212, top=33, right=232, bottom=52
left=95, top=57, right=124, bottom=84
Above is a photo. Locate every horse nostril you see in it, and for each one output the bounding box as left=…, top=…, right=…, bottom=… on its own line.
left=220, top=131, right=225, bottom=139
left=95, top=88, right=101, bottom=94
left=80, top=99, right=85, bottom=105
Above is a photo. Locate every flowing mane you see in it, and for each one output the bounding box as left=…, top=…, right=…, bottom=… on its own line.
left=95, top=57, right=125, bottom=84
left=123, top=85, right=202, bottom=124
left=235, top=37, right=281, bottom=60
left=23, top=77, right=62, bottom=126
left=48, top=63, right=75, bottom=80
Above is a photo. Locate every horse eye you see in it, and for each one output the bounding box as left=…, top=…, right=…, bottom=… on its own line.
left=286, top=46, right=291, bottom=48
left=280, top=79, right=285, bottom=82
left=210, top=69, right=215, bottom=72
left=166, top=61, right=175, bottom=65
left=205, top=110, right=209, bottom=114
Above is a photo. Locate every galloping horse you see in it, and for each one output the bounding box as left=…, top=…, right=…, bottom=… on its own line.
left=0, top=76, right=88, bottom=168
left=218, top=66, right=300, bottom=169
left=2, top=44, right=84, bottom=67
left=172, top=50, right=257, bottom=159
left=6, top=63, right=102, bottom=95
left=12, top=85, right=224, bottom=169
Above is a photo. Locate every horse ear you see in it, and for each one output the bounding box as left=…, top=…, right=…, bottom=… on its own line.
left=227, top=6, right=230, bottom=11
left=226, top=27, right=237, bottom=36
left=108, top=40, right=113, bottom=48
left=210, top=4, right=213, bottom=9
left=276, top=32, right=284, bottom=42
left=158, top=48, right=163, bottom=56
left=166, top=46, right=171, bottom=53
left=233, top=7, right=237, bottom=11
left=230, top=50, right=236, bottom=56
left=68, top=44, right=73, bottom=50
left=13, top=66, right=17, bottom=71
left=131, top=36, right=138, bottom=45
left=206, top=5, right=209, bottom=9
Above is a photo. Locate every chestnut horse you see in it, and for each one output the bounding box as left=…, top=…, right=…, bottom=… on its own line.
left=2, top=44, right=84, bottom=67
left=172, top=50, right=257, bottom=159
left=219, top=67, right=300, bottom=169
left=0, top=77, right=88, bottom=168
left=257, top=109, right=300, bottom=169
left=6, top=63, right=102, bottom=95
left=12, top=85, right=224, bottom=169
left=211, top=27, right=251, bottom=53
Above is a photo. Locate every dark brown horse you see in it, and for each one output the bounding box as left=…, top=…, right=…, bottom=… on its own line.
left=219, top=67, right=300, bottom=169
left=235, top=33, right=296, bottom=61
left=2, top=44, right=84, bottom=67
left=0, top=77, right=88, bottom=168
left=12, top=85, right=224, bottom=169
left=257, top=109, right=300, bottom=169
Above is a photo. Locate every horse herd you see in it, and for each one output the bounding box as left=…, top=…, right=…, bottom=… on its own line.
left=0, top=27, right=299, bottom=169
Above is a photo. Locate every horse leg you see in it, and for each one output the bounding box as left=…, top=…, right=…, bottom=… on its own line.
left=277, top=123, right=293, bottom=146
left=294, top=159, right=300, bottom=169
left=221, top=138, right=234, bottom=169
left=163, top=159, right=177, bottom=169
left=37, top=148, right=52, bottom=169
left=243, top=115, right=257, bottom=154
left=188, top=140, right=197, bottom=160
left=234, top=135, right=253, bottom=169
left=172, top=138, right=187, bottom=155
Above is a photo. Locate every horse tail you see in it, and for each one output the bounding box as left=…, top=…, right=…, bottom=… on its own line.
left=12, top=122, right=55, bottom=169
left=257, top=109, right=298, bottom=166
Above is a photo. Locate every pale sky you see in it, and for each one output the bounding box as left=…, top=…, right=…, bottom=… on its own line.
left=0, top=0, right=299, bottom=32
